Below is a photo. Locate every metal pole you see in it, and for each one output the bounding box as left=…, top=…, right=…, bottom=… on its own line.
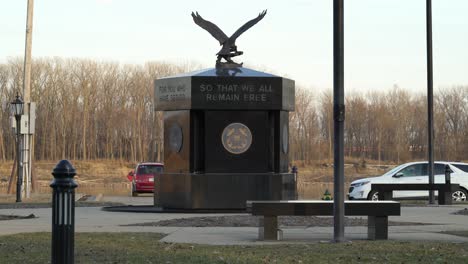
left=333, top=0, right=345, bottom=242
left=15, top=117, right=22, bottom=203
left=51, top=160, right=77, bottom=264
left=23, top=0, right=34, bottom=198
left=426, top=0, right=435, bottom=204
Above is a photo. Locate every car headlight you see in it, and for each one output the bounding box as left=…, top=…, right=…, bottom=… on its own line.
left=351, top=181, right=370, bottom=187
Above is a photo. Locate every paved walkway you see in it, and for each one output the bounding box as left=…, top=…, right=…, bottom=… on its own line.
left=1, top=196, right=467, bottom=245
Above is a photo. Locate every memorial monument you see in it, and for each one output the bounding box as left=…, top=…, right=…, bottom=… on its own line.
left=154, top=11, right=296, bottom=209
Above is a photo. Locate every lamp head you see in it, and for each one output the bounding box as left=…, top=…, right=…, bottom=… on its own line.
left=10, top=94, right=24, bottom=117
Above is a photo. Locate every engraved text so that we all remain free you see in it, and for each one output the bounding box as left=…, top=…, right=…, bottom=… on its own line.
left=199, top=83, right=273, bottom=103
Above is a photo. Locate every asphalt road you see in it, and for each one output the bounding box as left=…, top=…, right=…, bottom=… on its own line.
left=1, top=195, right=468, bottom=245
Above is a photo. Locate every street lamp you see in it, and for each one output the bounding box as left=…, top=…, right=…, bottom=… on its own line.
left=10, top=94, right=24, bottom=202
left=426, top=0, right=435, bottom=204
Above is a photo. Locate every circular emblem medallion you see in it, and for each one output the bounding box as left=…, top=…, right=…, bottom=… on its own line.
left=282, top=125, right=289, bottom=154
left=169, top=124, right=183, bottom=153
left=221, top=123, right=252, bottom=154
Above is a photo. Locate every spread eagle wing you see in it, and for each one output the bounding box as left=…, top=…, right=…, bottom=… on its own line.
left=229, top=10, right=267, bottom=41
left=191, top=12, right=228, bottom=45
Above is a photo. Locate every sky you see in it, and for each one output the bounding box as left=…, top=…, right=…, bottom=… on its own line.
left=1, top=0, right=468, bottom=93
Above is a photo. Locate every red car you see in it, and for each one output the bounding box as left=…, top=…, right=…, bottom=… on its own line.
left=127, top=162, right=164, bottom=196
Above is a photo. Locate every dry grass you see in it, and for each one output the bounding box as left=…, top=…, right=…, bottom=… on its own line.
left=294, top=158, right=395, bottom=182
left=0, top=159, right=399, bottom=199
left=294, top=160, right=397, bottom=199
left=0, top=160, right=135, bottom=198
left=0, top=159, right=135, bottom=185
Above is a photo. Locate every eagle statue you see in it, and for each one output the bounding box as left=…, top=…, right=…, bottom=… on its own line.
left=191, top=10, right=267, bottom=68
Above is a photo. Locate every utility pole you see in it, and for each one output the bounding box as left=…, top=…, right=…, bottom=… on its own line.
left=23, top=0, right=35, bottom=199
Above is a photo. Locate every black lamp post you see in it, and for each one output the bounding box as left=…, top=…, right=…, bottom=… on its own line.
left=11, top=94, right=24, bottom=202
left=426, top=0, right=435, bottom=204
left=333, top=0, right=345, bottom=242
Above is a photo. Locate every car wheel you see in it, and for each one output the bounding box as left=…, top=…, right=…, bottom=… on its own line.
left=452, top=189, right=467, bottom=202
left=367, top=190, right=380, bottom=201
left=131, top=184, right=138, bottom=197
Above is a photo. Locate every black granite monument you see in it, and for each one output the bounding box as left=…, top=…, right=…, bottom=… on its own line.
left=153, top=11, right=296, bottom=209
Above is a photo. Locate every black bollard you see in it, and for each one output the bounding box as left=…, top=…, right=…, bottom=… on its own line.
left=445, top=164, right=452, bottom=185
left=50, top=160, right=77, bottom=264
left=291, top=165, right=298, bottom=199
left=439, top=164, right=454, bottom=205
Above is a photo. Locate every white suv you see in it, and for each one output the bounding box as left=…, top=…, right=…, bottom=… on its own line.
left=348, top=161, right=468, bottom=201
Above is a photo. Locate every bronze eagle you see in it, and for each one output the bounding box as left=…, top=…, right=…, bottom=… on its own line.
left=191, top=10, right=267, bottom=67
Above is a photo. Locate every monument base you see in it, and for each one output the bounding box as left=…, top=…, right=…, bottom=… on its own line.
left=155, top=173, right=296, bottom=209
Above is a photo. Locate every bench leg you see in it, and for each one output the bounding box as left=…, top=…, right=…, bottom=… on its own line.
left=383, top=191, right=393, bottom=200
left=259, top=216, right=278, bottom=240
left=368, top=216, right=388, bottom=240
left=377, top=191, right=392, bottom=200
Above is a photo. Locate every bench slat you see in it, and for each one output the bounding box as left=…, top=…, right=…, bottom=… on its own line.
left=250, top=201, right=400, bottom=216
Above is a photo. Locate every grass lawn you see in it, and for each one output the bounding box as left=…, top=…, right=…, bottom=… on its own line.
left=0, top=233, right=468, bottom=263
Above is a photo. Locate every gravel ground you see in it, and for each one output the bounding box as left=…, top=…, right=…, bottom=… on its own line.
left=0, top=214, right=36, bottom=221
left=123, top=215, right=426, bottom=228
left=453, top=208, right=468, bottom=215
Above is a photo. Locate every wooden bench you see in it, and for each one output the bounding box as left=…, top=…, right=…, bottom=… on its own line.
left=248, top=200, right=401, bottom=241
left=371, top=183, right=460, bottom=205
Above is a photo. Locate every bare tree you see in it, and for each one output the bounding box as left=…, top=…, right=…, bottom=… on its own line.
left=0, top=58, right=466, bottom=165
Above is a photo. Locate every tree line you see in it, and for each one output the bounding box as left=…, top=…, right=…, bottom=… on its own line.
left=0, top=58, right=466, bottom=164
left=290, top=85, right=468, bottom=164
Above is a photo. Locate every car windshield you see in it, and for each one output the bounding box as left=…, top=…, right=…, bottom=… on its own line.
left=137, top=165, right=163, bottom=175
left=382, top=164, right=407, bottom=177
left=452, top=164, right=468, bottom=173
